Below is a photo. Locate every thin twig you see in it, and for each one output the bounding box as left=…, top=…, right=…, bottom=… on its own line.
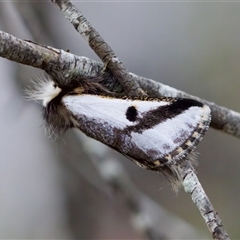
left=51, top=0, right=146, bottom=97
left=178, top=159, right=230, bottom=240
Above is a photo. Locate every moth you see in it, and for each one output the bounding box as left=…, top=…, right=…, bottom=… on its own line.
left=28, top=75, right=211, bottom=184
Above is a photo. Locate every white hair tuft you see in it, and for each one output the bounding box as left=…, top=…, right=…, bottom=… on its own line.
left=25, top=76, right=62, bottom=107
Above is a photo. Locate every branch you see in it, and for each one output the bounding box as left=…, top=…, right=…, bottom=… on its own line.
left=0, top=30, right=239, bottom=139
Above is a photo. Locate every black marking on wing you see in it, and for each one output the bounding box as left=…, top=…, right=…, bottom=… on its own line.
left=125, top=98, right=203, bottom=134
left=126, top=106, right=138, bottom=122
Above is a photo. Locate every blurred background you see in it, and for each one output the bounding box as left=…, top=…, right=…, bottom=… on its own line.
left=0, top=1, right=240, bottom=239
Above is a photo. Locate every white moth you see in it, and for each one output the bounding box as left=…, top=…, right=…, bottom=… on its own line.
left=28, top=76, right=211, bottom=183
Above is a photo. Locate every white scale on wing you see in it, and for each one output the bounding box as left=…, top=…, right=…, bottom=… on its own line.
left=63, top=94, right=169, bottom=129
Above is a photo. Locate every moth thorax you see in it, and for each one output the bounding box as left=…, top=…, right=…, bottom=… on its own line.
left=71, top=87, right=85, bottom=95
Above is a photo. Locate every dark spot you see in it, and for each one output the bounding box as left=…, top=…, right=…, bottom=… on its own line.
left=125, top=98, right=203, bottom=134
left=126, top=106, right=138, bottom=122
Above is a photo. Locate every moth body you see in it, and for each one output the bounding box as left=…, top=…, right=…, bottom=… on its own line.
left=29, top=77, right=211, bottom=182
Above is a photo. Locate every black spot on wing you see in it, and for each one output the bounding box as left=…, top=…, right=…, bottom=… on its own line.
left=125, top=98, right=203, bottom=133
left=126, top=106, right=138, bottom=122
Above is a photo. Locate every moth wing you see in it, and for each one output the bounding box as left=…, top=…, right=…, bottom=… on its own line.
left=63, top=94, right=211, bottom=167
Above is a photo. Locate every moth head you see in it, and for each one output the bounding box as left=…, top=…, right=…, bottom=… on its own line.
left=26, top=77, right=62, bottom=106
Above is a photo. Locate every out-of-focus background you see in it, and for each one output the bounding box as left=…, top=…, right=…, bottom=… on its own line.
left=0, top=2, right=240, bottom=239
